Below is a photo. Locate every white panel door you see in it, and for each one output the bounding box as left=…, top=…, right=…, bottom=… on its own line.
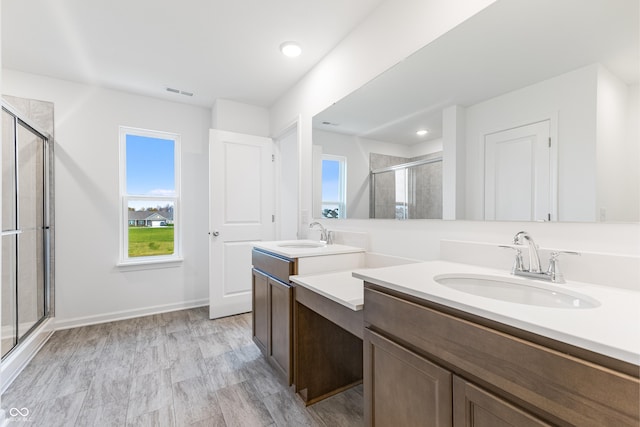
left=484, top=121, right=551, bottom=221
left=209, top=129, right=274, bottom=319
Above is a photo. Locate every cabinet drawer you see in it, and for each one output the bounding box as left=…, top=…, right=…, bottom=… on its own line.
left=252, top=249, right=296, bottom=283
left=364, top=287, right=640, bottom=427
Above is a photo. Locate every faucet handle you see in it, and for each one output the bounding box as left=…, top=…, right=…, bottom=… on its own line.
left=326, top=230, right=334, bottom=245
left=549, top=250, right=581, bottom=258
left=547, top=251, right=580, bottom=283
left=499, top=245, right=524, bottom=273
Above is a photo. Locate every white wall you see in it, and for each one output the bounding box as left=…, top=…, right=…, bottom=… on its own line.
left=276, top=127, right=299, bottom=239
left=2, top=69, right=211, bottom=327
left=270, top=0, right=639, bottom=262
left=442, top=105, right=466, bottom=220
left=464, top=64, right=598, bottom=221
left=596, top=68, right=639, bottom=222
left=212, top=98, right=270, bottom=137
left=406, top=139, right=443, bottom=159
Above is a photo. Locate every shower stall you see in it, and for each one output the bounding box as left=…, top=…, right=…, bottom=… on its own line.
left=370, top=156, right=443, bottom=219
left=1, top=101, right=52, bottom=360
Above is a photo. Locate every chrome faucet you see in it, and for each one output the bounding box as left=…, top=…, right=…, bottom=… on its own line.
left=309, top=222, right=333, bottom=244
left=513, top=231, right=542, bottom=273
left=501, top=231, right=580, bottom=283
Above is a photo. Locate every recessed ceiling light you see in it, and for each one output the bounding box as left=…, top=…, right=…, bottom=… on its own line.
left=280, top=41, right=302, bottom=58
left=416, top=129, right=429, bottom=136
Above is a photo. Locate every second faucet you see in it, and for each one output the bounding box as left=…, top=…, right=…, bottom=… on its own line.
left=309, top=222, right=333, bottom=244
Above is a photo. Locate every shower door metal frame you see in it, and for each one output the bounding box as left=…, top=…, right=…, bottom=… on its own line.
left=1, top=101, right=52, bottom=360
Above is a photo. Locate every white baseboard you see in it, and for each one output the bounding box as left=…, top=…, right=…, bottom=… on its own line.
left=53, top=299, right=209, bottom=330
left=1, top=318, right=55, bottom=394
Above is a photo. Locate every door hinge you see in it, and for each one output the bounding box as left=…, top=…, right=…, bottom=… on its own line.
left=547, top=213, right=551, bottom=221
left=548, top=137, right=551, bottom=148
left=272, top=154, right=275, bottom=162
left=272, top=214, right=275, bottom=223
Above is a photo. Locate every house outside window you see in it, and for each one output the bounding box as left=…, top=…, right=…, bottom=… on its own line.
left=119, top=126, right=181, bottom=263
left=321, top=155, right=346, bottom=218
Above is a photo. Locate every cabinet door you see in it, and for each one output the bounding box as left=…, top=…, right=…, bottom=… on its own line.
left=453, top=376, right=551, bottom=427
left=269, top=277, right=293, bottom=384
left=252, top=269, right=269, bottom=355
left=364, top=328, right=452, bottom=427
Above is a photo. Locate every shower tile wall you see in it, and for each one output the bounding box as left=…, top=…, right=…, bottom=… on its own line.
left=410, top=152, right=442, bottom=219
left=369, top=152, right=443, bottom=219
left=370, top=153, right=408, bottom=219
left=2, top=95, right=54, bottom=357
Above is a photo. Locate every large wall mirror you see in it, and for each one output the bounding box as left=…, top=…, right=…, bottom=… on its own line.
left=311, top=0, right=639, bottom=222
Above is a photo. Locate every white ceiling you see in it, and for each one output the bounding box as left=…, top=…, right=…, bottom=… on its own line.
left=1, top=0, right=386, bottom=108
left=313, top=0, right=639, bottom=145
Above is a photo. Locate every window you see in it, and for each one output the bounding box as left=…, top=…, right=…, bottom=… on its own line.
left=321, top=155, right=346, bottom=218
left=119, top=126, right=181, bottom=264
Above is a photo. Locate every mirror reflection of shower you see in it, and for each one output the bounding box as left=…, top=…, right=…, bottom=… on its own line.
left=1, top=100, right=53, bottom=359
left=370, top=153, right=443, bottom=219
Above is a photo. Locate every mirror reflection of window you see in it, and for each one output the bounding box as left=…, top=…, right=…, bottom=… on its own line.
left=395, top=169, right=408, bottom=219
left=321, top=155, right=346, bottom=218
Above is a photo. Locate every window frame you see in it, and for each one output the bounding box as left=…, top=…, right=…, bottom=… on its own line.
left=321, top=154, right=347, bottom=219
left=118, top=126, right=182, bottom=266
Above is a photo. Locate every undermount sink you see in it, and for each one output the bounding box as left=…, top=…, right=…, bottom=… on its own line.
left=277, top=240, right=326, bottom=249
left=434, top=274, right=599, bottom=309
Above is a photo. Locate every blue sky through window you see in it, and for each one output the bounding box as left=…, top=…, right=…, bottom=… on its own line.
left=126, top=134, right=175, bottom=196
left=322, top=159, right=340, bottom=201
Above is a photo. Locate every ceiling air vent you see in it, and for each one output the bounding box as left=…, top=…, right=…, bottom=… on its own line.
left=166, top=87, right=194, bottom=97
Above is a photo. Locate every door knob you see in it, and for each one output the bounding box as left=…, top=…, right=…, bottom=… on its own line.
left=211, top=231, right=220, bottom=237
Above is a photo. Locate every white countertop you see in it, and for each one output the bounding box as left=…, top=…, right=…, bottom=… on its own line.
left=291, top=271, right=364, bottom=311
left=253, top=240, right=365, bottom=259
left=353, top=260, right=640, bottom=365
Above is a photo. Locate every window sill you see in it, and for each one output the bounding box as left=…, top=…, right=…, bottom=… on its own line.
left=116, top=257, right=184, bottom=271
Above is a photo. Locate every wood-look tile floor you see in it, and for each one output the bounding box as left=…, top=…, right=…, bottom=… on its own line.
left=1, top=307, right=364, bottom=426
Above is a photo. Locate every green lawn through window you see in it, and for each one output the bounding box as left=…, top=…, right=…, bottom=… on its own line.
left=128, top=226, right=174, bottom=257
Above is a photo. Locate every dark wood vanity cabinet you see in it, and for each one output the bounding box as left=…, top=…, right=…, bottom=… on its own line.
left=364, top=328, right=452, bottom=426
left=252, top=269, right=270, bottom=354
left=251, top=249, right=297, bottom=384
left=364, top=285, right=640, bottom=427
left=452, top=376, right=550, bottom=427
left=268, top=276, right=292, bottom=380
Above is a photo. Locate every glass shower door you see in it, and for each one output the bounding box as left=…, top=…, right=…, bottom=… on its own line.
left=1, top=105, right=49, bottom=358
left=2, top=108, right=17, bottom=357
left=371, top=168, right=408, bottom=219
left=16, top=122, right=46, bottom=339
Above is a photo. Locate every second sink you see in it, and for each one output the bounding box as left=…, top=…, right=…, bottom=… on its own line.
left=276, top=240, right=326, bottom=249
